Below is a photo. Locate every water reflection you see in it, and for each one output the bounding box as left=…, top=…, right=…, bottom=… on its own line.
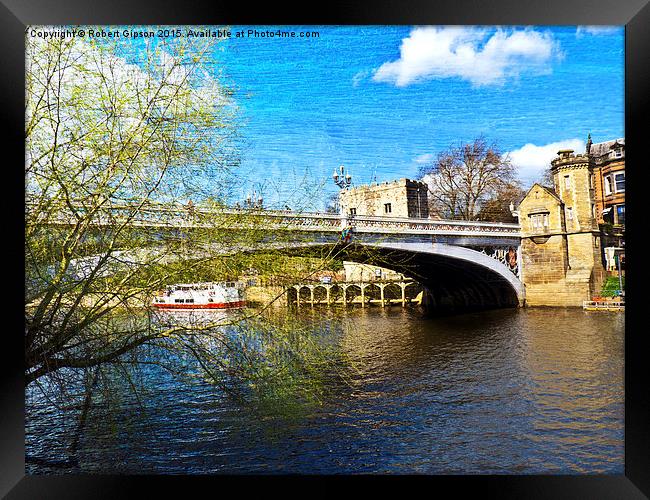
left=26, top=307, right=624, bottom=474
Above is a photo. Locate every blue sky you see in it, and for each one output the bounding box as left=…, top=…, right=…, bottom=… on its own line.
left=206, top=25, right=624, bottom=209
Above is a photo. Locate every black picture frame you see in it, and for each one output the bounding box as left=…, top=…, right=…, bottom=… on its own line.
left=3, top=0, right=648, bottom=496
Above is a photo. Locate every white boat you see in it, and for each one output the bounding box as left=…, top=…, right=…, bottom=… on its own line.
left=152, top=281, right=246, bottom=310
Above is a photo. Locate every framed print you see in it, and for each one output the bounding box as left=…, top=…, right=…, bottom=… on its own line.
left=3, top=0, right=649, bottom=497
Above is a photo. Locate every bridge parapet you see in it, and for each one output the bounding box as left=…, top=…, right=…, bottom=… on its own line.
left=31, top=202, right=521, bottom=238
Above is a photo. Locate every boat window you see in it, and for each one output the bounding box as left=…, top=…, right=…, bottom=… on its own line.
left=187, top=299, right=194, bottom=303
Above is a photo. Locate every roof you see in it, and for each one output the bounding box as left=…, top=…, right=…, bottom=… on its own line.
left=520, top=182, right=563, bottom=206
left=589, top=138, right=625, bottom=158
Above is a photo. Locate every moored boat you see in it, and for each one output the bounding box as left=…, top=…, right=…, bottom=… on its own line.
left=582, top=300, right=625, bottom=312
left=152, top=281, right=246, bottom=309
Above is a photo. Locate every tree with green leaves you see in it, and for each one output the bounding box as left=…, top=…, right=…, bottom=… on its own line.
left=25, top=27, right=350, bottom=469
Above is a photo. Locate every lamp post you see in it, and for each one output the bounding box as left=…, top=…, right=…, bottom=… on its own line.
left=332, top=165, right=352, bottom=229
left=509, top=201, right=519, bottom=220
left=244, top=189, right=263, bottom=209
left=615, top=249, right=624, bottom=299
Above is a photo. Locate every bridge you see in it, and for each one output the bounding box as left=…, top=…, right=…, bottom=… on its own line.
left=33, top=203, right=524, bottom=312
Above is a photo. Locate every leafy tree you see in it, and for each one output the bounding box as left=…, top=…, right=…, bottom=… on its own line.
left=25, top=27, right=349, bottom=469
left=419, top=137, right=518, bottom=220
left=25, top=28, right=240, bottom=384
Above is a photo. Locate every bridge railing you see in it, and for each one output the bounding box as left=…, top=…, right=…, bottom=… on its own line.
left=27, top=202, right=521, bottom=237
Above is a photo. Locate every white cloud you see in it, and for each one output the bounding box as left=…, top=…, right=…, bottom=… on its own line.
left=413, top=153, right=435, bottom=164
left=373, top=26, right=561, bottom=87
left=576, top=26, right=621, bottom=37
left=507, top=139, right=585, bottom=186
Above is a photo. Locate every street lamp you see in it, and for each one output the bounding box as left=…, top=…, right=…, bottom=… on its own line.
left=332, top=165, right=352, bottom=230
left=244, top=189, right=263, bottom=209
left=615, top=248, right=624, bottom=300
left=509, top=201, right=519, bottom=219
left=332, top=164, right=352, bottom=189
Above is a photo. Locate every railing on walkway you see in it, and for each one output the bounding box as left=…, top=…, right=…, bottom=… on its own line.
left=29, top=201, right=521, bottom=237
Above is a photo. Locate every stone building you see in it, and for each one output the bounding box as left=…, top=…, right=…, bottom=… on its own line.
left=517, top=149, right=606, bottom=306
left=343, top=261, right=404, bottom=281
left=338, top=178, right=428, bottom=283
left=339, top=178, right=429, bottom=218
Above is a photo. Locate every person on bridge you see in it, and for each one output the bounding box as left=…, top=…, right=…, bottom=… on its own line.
left=341, top=226, right=352, bottom=243
left=507, top=247, right=517, bottom=269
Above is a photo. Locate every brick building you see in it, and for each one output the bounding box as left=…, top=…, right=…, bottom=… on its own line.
left=586, top=136, right=625, bottom=255
left=588, top=135, right=625, bottom=226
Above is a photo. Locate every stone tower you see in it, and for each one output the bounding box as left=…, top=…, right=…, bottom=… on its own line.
left=339, top=179, right=429, bottom=218
left=550, top=149, right=603, bottom=289
left=517, top=149, right=605, bottom=306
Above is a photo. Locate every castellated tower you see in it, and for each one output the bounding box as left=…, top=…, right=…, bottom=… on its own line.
left=550, top=149, right=604, bottom=291
left=517, top=149, right=605, bottom=306
left=339, top=179, right=429, bottom=218
left=551, top=150, right=597, bottom=233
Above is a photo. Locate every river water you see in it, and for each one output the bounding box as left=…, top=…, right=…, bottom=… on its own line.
left=25, top=307, right=624, bottom=474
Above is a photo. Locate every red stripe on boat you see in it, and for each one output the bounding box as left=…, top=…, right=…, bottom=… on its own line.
left=152, top=301, right=246, bottom=310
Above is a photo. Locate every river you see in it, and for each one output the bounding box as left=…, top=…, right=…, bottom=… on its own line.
left=25, top=307, right=624, bottom=474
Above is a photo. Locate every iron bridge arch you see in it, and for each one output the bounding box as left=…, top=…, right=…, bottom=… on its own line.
left=278, top=240, right=524, bottom=313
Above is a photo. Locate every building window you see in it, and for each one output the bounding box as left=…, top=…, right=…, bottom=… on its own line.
left=604, top=173, right=625, bottom=195
left=530, top=213, right=548, bottom=232
left=384, top=203, right=392, bottom=214
left=564, top=175, right=570, bottom=189
left=604, top=176, right=612, bottom=196
left=349, top=207, right=356, bottom=216
left=567, top=207, right=573, bottom=221
left=613, top=148, right=623, bottom=158
left=616, top=204, right=625, bottom=225
left=614, top=172, right=625, bottom=193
